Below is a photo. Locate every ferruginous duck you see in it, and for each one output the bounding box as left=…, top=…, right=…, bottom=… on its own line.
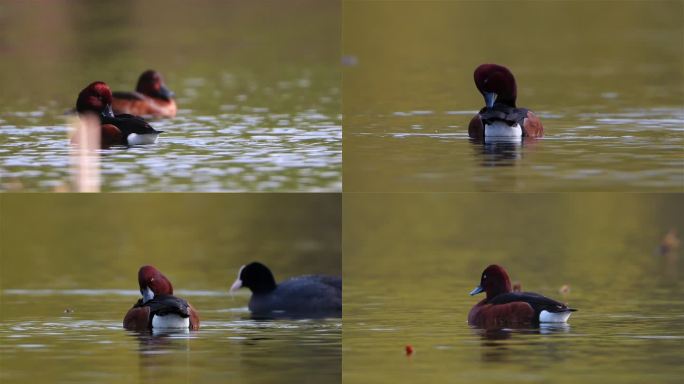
left=468, top=264, right=575, bottom=328
left=123, top=265, right=200, bottom=331
left=75, top=81, right=163, bottom=147
left=468, top=64, right=543, bottom=139
left=112, top=70, right=177, bottom=118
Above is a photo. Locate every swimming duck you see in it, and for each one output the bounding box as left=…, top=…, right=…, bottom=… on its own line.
left=123, top=265, right=200, bottom=331
left=468, top=64, right=544, bottom=139
left=468, top=264, right=575, bottom=328
left=112, top=70, right=177, bottom=118
left=75, top=81, right=163, bottom=148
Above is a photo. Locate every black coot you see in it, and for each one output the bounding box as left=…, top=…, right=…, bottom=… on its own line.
left=230, top=262, right=341, bottom=318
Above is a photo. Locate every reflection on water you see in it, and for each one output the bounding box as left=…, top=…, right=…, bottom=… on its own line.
left=1, top=106, right=341, bottom=191
left=471, top=138, right=525, bottom=167
left=0, top=1, right=340, bottom=192
left=0, top=291, right=341, bottom=384
left=346, top=107, right=684, bottom=192
left=343, top=194, right=684, bottom=383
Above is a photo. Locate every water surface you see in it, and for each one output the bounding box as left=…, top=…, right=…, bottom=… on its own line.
left=0, top=194, right=341, bottom=383
left=343, top=194, right=684, bottom=383
left=0, top=290, right=340, bottom=384
left=0, top=0, right=341, bottom=191
left=343, top=1, right=684, bottom=191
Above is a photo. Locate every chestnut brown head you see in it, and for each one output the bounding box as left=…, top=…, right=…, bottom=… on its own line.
left=138, top=265, right=174, bottom=303
left=76, top=81, right=114, bottom=117
left=474, top=64, right=517, bottom=108
left=469, top=264, right=513, bottom=299
left=136, top=70, right=174, bottom=101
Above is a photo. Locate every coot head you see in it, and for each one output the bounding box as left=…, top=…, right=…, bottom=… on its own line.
left=230, top=262, right=277, bottom=294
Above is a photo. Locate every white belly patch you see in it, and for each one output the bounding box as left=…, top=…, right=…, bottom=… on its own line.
left=127, top=133, right=160, bottom=145
left=485, top=121, right=523, bottom=137
left=151, top=314, right=190, bottom=329
left=539, top=310, right=572, bottom=323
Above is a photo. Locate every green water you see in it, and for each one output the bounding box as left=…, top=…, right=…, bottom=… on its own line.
left=343, top=194, right=684, bottom=383
left=0, top=0, right=341, bottom=191
left=0, top=194, right=341, bottom=384
left=343, top=1, right=684, bottom=191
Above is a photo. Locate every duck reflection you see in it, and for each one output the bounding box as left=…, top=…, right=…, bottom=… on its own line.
left=470, top=137, right=540, bottom=167
left=472, top=324, right=570, bottom=363
left=230, top=317, right=341, bottom=382
left=127, top=330, right=193, bottom=381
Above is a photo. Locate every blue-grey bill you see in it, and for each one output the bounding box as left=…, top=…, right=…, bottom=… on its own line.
left=469, top=285, right=484, bottom=296
left=484, top=92, right=497, bottom=108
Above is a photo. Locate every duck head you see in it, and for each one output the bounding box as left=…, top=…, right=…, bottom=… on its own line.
left=230, top=262, right=277, bottom=294
left=136, top=70, right=175, bottom=101
left=469, top=264, right=512, bottom=299
left=76, top=81, right=114, bottom=118
left=138, top=265, right=174, bottom=303
left=474, top=64, right=517, bottom=108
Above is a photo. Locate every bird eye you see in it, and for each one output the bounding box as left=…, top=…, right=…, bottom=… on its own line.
left=483, top=274, right=487, bottom=279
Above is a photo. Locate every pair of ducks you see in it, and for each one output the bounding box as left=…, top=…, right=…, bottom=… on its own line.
left=76, top=64, right=544, bottom=149
left=75, top=70, right=176, bottom=148
left=123, top=262, right=342, bottom=331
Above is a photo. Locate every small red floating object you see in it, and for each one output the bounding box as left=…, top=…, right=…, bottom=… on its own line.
left=405, top=344, right=414, bottom=356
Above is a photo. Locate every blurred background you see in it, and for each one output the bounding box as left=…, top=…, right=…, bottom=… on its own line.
left=0, top=193, right=341, bottom=384
left=343, top=0, right=684, bottom=192
left=343, top=193, right=684, bottom=383
left=0, top=0, right=341, bottom=191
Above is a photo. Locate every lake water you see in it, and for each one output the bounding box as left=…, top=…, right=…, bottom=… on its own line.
left=0, top=1, right=341, bottom=192
left=0, top=290, right=340, bottom=384
left=343, top=1, right=684, bottom=192
left=343, top=193, right=684, bottom=383
left=0, top=194, right=341, bottom=384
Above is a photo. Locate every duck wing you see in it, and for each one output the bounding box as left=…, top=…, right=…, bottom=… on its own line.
left=145, top=294, right=191, bottom=318
left=102, top=114, right=163, bottom=135
left=478, top=105, right=529, bottom=126
left=489, top=291, right=576, bottom=314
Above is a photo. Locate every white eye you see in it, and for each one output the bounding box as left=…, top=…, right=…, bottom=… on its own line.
left=483, top=274, right=487, bottom=279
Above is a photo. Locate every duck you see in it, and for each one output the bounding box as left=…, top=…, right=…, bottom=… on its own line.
left=123, top=265, right=200, bottom=331
left=112, top=70, right=177, bottom=118
left=468, top=64, right=544, bottom=139
left=75, top=81, right=163, bottom=148
left=229, top=261, right=342, bottom=318
left=468, top=264, right=576, bottom=328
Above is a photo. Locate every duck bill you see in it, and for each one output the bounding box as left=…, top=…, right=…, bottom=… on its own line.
left=142, top=286, right=154, bottom=303
left=484, top=92, right=497, bottom=109
left=159, top=84, right=175, bottom=100
left=469, top=285, right=484, bottom=296
left=101, top=104, right=114, bottom=118
left=229, top=278, right=242, bottom=292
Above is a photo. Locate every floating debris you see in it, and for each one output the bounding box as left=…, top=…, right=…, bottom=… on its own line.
left=559, top=284, right=571, bottom=296
left=658, top=228, right=680, bottom=256
left=512, top=281, right=522, bottom=292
